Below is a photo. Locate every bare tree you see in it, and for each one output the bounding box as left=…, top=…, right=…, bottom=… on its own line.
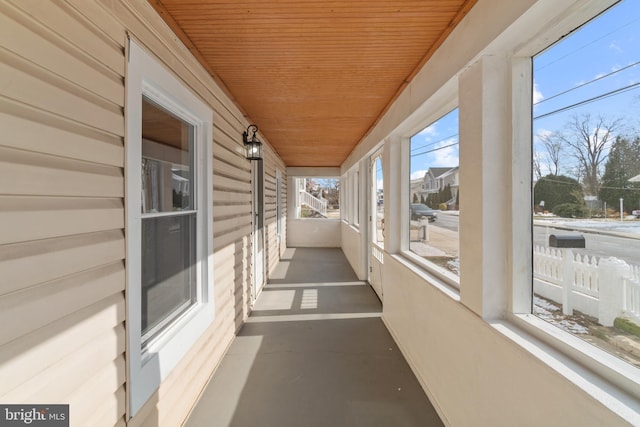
left=533, top=153, right=543, bottom=180
left=556, top=114, right=621, bottom=196
left=539, top=132, right=563, bottom=175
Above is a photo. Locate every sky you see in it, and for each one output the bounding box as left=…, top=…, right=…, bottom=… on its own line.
left=409, top=0, right=640, bottom=181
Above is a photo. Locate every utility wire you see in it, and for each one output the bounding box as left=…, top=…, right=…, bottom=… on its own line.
left=535, top=177, right=582, bottom=186
left=536, top=15, right=640, bottom=70
left=535, top=60, right=640, bottom=105
left=599, top=184, right=640, bottom=192
left=410, top=142, right=459, bottom=158
left=536, top=176, right=640, bottom=192
left=534, top=81, right=640, bottom=120
left=410, top=133, right=459, bottom=153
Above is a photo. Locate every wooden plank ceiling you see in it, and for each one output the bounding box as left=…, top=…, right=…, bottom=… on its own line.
left=150, top=0, right=477, bottom=167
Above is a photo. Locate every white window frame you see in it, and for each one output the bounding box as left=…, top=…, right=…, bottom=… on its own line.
left=351, top=168, right=360, bottom=227
left=126, top=38, right=214, bottom=416
left=276, top=168, right=283, bottom=246
left=507, top=1, right=640, bottom=402
left=340, top=174, right=348, bottom=223
left=400, top=99, right=461, bottom=289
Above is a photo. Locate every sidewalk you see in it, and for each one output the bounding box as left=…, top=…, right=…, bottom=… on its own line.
left=409, top=224, right=458, bottom=257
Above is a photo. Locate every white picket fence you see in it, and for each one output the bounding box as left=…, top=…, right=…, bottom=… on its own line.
left=534, top=245, right=640, bottom=326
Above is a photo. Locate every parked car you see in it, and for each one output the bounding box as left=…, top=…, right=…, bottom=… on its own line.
left=633, top=209, right=640, bottom=218
left=410, top=203, right=437, bottom=222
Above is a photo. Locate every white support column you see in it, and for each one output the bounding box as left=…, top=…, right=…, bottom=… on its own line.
left=384, top=134, right=403, bottom=254
left=459, top=54, right=512, bottom=319
left=358, top=157, right=369, bottom=279
left=511, top=57, right=533, bottom=314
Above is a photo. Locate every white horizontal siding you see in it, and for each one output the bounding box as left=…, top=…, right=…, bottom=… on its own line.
left=0, top=230, right=124, bottom=297
left=0, top=0, right=127, bottom=426
left=0, top=108, right=123, bottom=167
left=0, top=261, right=125, bottom=346
left=0, top=1, right=287, bottom=426
left=0, top=196, right=124, bottom=245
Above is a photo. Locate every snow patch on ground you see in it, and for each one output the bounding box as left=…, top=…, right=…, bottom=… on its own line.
left=533, top=296, right=589, bottom=334
left=447, top=258, right=460, bottom=275
left=534, top=216, right=640, bottom=234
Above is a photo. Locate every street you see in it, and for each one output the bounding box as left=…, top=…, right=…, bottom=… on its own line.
left=533, top=224, right=640, bottom=266
left=431, top=212, right=640, bottom=266
left=433, top=211, right=459, bottom=232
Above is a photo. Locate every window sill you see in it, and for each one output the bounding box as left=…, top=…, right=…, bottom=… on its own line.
left=391, top=252, right=460, bottom=302
left=501, top=313, right=640, bottom=422
left=399, top=250, right=460, bottom=291
left=293, top=217, right=341, bottom=221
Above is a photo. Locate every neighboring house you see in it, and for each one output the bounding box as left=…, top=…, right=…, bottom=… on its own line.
left=414, top=167, right=459, bottom=203
left=630, top=174, right=640, bottom=183
left=424, top=167, right=459, bottom=194
left=410, top=177, right=425, bottom=202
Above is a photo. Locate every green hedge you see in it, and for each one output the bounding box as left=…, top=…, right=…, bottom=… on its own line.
left=552, top=203, right=589, bottom=218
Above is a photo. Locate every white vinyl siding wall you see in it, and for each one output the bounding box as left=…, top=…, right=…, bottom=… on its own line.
left=0, top=1, right=286, bottom=426
left=0, top=1, right=127, bottom=426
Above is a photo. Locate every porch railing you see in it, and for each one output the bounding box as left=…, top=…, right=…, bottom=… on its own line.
left=299, top=190, right=327, bottom=217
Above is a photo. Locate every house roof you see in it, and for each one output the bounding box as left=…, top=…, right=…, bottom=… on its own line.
left=149, top=0, right=477, bottom=167
left=629, top=174, right=640, bottom=183
left=427, top=167, right=457, bottom=178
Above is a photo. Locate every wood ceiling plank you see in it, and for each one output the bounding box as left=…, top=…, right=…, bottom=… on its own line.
left=151, top=0, right=477, bottom=167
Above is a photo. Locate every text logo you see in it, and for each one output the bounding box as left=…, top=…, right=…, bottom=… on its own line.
left=0, top=405, right=68, bottom=427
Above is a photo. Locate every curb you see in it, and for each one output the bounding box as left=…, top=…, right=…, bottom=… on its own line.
left=533, top=220, right=640, bottom=240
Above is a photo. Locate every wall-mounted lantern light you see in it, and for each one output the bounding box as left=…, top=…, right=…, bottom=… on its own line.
left=243, top=124, right=263, bottom=161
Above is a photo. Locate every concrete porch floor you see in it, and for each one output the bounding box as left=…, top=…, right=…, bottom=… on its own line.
left=185, top=248, right=443, bottom=427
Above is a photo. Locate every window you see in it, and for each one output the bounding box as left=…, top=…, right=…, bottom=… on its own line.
left=407, top=108, right=460, bottom=277
left=340, top=175, right=348, bottom=222
left=294, top=177, right=340, bottom=219
left=532, top=0, right=640, bottom=371
left=126, top=39, right=214, bottom=415
left=344, top=168, right=359, bottom=226
left=372, top=155, right=384, bottom=247
left=276, top=169, right=283, bottom=245
left=140, top=99, right=198, bottom=343
left=352, top=170, right=360, bottom=227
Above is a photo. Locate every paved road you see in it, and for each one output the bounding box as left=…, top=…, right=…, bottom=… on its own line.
left=434, top=211, right=459, bottom=232
left=431, top=212, right=640, bottom=266
left=533, top=225, right=640, bottom=266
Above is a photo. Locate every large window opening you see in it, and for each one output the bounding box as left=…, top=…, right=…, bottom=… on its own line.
left=532, top=0, right=640, bottom=369
left=352, top=170, right=360, bottom=227
left=372, top=156, right=384, bottom=247
left=294, top=177, right=340, bottom=219
left=408, top=108, right=460, bottom=277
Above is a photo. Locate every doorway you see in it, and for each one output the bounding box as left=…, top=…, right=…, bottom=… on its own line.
left=252, top=160, right=265, bottom=302
left=369, top=151, right=384, bottom=299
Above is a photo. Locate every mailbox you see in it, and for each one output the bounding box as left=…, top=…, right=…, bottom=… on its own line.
left=548, top=234, right=585, bottom=248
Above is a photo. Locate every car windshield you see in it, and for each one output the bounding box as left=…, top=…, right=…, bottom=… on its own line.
left=412, top=204, right=431, bottom=211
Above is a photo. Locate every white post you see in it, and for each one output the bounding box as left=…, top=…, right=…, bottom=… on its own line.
left=620, top=198, right=624, bottom=221
left=419, top=217, right=429, bottom=242
left=562, top=248, right=574, bottom=316
left=598, top=257, right=631, bottom=327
